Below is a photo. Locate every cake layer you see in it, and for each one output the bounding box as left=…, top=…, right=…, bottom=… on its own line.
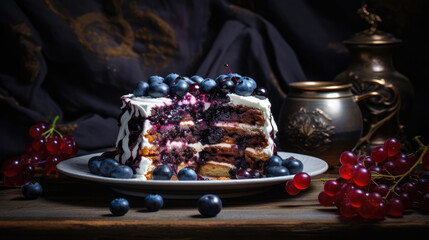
left=115, top=89, right=278, bottom=179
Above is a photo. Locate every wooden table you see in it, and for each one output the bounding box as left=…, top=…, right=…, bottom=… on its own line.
left=1, top=170, right=429, bottom=240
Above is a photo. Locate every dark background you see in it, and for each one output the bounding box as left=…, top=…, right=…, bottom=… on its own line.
left=0, top=0, right=427, bottom=165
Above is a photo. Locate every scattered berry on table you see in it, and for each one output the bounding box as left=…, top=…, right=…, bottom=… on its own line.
left=109, top=198, right=130, bottom=216
left=22, top=181, right=43, bottom=200
left=145, top=194, right=164, bottom=211
left=197, top=194, right=222, bottom=217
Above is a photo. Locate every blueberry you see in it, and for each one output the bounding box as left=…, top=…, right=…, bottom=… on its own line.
left=283, top=157, right=303, bottom=174
left=215, top=74, right=228, bottom=83
left=148, top=82, right=170, bottom=98
left=190, top=75, right=204, bottom=84
left=110, top=164, right=134, bottom=179
left=265, top=155, right=283, bottom=167
left=151, top=164, right=173, bottom=180
left=265, top=166, right=290, bottom=177
left=88, top=155, right=103, bottom=175
left=227, top=73, right=242, bottom=81
left=200, top=78, right=217, bottom=93
left=170, top=78, right=189, bottom=97
left=145, top=194, right=164, bottom=211
left=148, top=75, right=164, bottom=84
left=109, top=198, right=130, bottom=216
left=99, top=158, right=120, bottom=177
left=197, top=194, right=222, bottom=217
left=241, top=76, right=256, bottom=88
left=253, top=87, right=268, bottom=99
left=218, top=79, right=235, bottom=94
left=164, top=73, right=179, bottom=85
left=22, top=181, right=43, bottom=200
left=177, top=167, right=198, bottom=180
left=133, top=81, right=150, bottom=97
left=235, top=77, right=256, bottom=96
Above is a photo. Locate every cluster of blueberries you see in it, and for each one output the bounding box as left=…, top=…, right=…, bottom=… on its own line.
left=88, top=155, right=134, bottom=179
left=133, top=73, right=268, bottom=99
left=264, top=155, right=304, bottom=177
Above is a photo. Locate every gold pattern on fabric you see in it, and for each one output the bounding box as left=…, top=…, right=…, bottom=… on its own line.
left=11, top=23, right=41, bottom=83
left=128, top=0, right=178, bottom=69
left=45, top=0, right=177, bottom=69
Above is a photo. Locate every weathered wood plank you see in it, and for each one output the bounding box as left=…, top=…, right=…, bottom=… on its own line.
left=1, top=172, right=429, bottom=239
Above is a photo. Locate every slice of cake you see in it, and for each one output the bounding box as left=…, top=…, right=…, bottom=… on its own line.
left=113, top=73, right=278, bottom=180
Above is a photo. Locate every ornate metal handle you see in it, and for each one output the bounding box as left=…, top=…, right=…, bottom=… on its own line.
left=350, top=76, right=402, bottom=154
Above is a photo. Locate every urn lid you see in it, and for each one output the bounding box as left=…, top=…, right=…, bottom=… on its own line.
left=344, top=4, right=402, bottom=45
left=344, top=29, right=401, bottom=45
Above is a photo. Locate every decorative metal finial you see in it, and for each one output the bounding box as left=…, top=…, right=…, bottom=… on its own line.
left=357, top=4, right=382, bottom=34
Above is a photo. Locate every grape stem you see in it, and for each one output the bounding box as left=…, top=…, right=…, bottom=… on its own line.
left=381, top=138, right=429, bottom=200
left=41, top=115, right=63, bottom=139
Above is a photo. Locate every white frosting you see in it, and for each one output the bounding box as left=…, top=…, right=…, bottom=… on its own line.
left=115, top=92, right=278, bottom=179
left=121, top=93, right=172, bottom=118
left=227, top=93, right=278, bottom=156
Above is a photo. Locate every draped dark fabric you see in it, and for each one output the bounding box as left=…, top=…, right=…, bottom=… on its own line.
left=0, top=0, right=426, bottom=163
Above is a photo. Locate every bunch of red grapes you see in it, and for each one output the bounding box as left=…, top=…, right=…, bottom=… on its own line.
left=318, top=137, right=429, bottom=219
left=1, top=116, right=78, bottom=187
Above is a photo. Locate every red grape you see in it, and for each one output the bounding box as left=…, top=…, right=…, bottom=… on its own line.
left=393, top=157, right=411, bottom=175
left=399, top=192, right=413, bottom=209
left=382, top=161, right=395, bottom=175
left=352, top=167, right=371, bottom=186
left=324, top=180, right=340, bottom=196
left=293, top=172, right=311, bottom=190
left=340, top=151, right=357, bottom=165
left=339, top=198, right=357, bottom=218
left=21, top=164, right=35, bottom=180
left=384, top=138, right=401, bottom=157
left=60, top=135, right=78, bottom=156
left=387, top=198, right=404, bottom=217
left=29, top=122, right=47, bottom=139
left=422, top=152, right=429, bottom=170
left=357, top=201, right=374, bottom=219
left=318, top=191, right=334, bottom=207
left=360, top=155, right=375, bottom=169
left=3, top=174, right=25, bottom=187
left=339, top=163, right=354, bottom=180
left=368, top=192, right=383, bottom=207
left=2, top=158, right=22, bottom=177
left=371, top=146, right=387, bottom=163
left=373, top=202, right=388, bottom=219
left=46, top=137, right=61, bottom=153
left=348, top=188, right=365, bottom=208
left=31, top=138, right=46, bottom=153
left=285, top=180, right=300, bottom=195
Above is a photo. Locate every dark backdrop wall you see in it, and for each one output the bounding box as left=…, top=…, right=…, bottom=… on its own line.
left=0, top=0, right=427, bottom=164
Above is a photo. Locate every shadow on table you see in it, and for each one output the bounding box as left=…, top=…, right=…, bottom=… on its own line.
left=35, top=176, right=309, bottom=209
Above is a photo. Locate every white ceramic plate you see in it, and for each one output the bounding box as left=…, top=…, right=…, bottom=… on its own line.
left=57, top=151, right=328, bottom=199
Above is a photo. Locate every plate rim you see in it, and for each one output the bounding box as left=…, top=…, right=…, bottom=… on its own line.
left=57, top=151, right=329, bottom=187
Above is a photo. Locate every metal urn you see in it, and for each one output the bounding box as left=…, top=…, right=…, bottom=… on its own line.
left=333, top=4, right=414, bottom=154
left=277, top=81, right=364, bottom=167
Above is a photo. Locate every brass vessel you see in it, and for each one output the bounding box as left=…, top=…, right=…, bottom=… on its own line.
left=333, top=4, right=414, bottom=154
left=277, top=81, right=363, bottom=167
